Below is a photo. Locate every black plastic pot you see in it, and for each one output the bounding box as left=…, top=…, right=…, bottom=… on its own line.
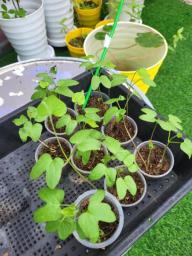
left=0, top=70, right=192, bottom=256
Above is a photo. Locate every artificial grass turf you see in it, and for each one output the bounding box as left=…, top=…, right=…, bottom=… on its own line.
left=127, top=0, right=192, bottom=255
left=0, top=0, right=192, bottom=255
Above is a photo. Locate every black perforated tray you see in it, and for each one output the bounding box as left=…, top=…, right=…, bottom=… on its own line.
left=0, top=71, right=192, bottom=256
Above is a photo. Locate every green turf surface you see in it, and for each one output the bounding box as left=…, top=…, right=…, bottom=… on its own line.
left=0, top=0, right=191, bottom=255
left=127, top=0, right=192, bottom=255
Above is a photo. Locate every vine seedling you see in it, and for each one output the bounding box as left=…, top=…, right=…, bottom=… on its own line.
left=0, top=0, right=26, bottom=19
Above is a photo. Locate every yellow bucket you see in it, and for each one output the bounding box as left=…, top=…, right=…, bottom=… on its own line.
left=74, top=0, right=102, bottom=28
left=84, top=21, right=168, bottom=94
left=95, top=19, right=114, bottom=28
left=65, top=28, right=93, bottom=58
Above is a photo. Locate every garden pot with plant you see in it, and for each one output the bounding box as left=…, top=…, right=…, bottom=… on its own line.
left=89, top=164, right=147, bottom=207
left=134, top=107, right=189, bottom=178
left=101, top=95, right=138, bottom=146
left=73, top=189, right=124, bottom=249
left=43, top=0, right=74, bottom=47
left=65, top=27, right=93, bottom=57
left=45, top=107, right=78, bottom=137
left=0, top=0, right=54, bottom=61
left=84, top=21, right=168, bottom=94
left=73, top=0, right=102, bottom=28
left=74, top=90, right=111, bottom=118
left=70, top=129, right=109, bottom=174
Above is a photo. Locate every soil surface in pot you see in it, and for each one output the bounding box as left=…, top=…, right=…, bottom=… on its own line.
left=47, top=111, right=75, bottom=134
left=79, top=0, right=98, bottom=9
left=40, top=140, right=70, bottom=160
left=136, top=144, right=170, bottom=176
left=77, top=95, right=109, bottom=117
left=69, top=36, right=87, bottom=48
left=79, top=198, right=119, bottom=242
left=74, top=149, right=105, bottom=172
left=108, top=172, right=144, bottom=205
left=105, top=117, right=135, bottom=143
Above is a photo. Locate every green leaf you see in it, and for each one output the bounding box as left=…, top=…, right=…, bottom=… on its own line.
left=157, top=120, right=177, bottom=132
left=81, top=150, right=91, bottom=165
left=30, top=153, right=52, bottom=180
left=78, top=212, right=99, bottom=243
left=124, top=175, right=137, bottom=196
left=27, top=106, right=38, bottom=120
left=135, top=32, right=164, bottom=48
left=94, top=31, right=106, bottom=40
left=139, top=107, right=157, bottom=123
left=1, top=4, right=7, bottom=11
left=168, top=114, right=183, bottom=131
left=50, top=66, right=57, bottom=75
left=91, top=75, right=101, bottom=90
left=39, top=80, right=49, bottom=89
left=13, top=115, right=28, bottom=126
left=103, top=25, right=113, bottom=32
left=104, top=136, right=122, bottom=155
left=116, top=177, right=127, bottom=200
left=88, top=202, right=116, bottom=223
left=58, top=218, right=76, bottom=240
left=31, top=123, right=43, bottom=142
left=70, top=129, right=102, bottom=145
left=105, top=167, right=117, bottom=187
left=103, top=106, right=118, bottom=125
left=66, top=120, right=78, bottom=135
left=38, top=187, right=65, bottom=204
left=88, top=163, right=106, bottom=181
left=56, top=114, right=71, bottom=129
left=33, top=204, right=62, bottom=223
left=46, top=158, right=65, bottom=189
left=72, top=91, right=85, bottom=105
left=46, top=221, right=60, bottom=233
left=58, top=79, right=79, bottom=87
left=55, top=85, right=74, bottom=97
left=105, top=95, right=125, bottom=105
left=89, top=190, right=105, bottom=203
left=36, top=95, right=67, bottom=121
left=180, top=139, right=192, bottom=158
left=128, top=163, right=139, bottom=172
left=100, top=75, right=112, bottom=89
left=84, top=108, right=100, bottom=114
left=111, top=74, right=127, bottom=87
left=77, top=138, right=101, bottom=152
left=31, top=88, right=47, bottom=100
left=37, top=73, right=54, bottom=84
left=137, top=68, right=156, bottom=87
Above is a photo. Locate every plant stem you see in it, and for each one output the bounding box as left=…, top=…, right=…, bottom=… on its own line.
left=160, top=131, right=171, bottom=165
left=49, top=115, right=96, bottom=188
left=39, top=139, right=49, bottom=149
left=11, top=0, right=18, bottom=11
left=146, top=123, right=158, bottom=168
left=123, top=119, right=148, bottom=171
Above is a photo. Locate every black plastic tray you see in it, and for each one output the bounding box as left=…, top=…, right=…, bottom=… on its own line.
left=0, top=71, right=192, bottom=256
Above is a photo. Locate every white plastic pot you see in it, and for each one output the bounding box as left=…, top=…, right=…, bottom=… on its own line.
left=0, top=0, right=54, bottom=61
left=104, top=166, right=147, bottom=207
left=134, top=140, right=175, bottom=179
left=35, top=136, right=72, bottom=163
left=43, top=0, right=74, bottom=47
left=73, top=189, right=124, bottom=249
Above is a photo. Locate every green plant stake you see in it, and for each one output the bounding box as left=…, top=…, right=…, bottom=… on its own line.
left=82, top=0, right=125, bottom=109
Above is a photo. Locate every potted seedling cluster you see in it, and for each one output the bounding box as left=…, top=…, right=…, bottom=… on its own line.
left=13, top=59, right=192, bottom=249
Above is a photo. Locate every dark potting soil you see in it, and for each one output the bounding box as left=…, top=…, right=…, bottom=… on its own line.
left=74, top=149, right=105, bottom=172
left=108, top=172, right=144, bottom=205
left=47, top=111, right=75, bottom=134
left=136, top=144, right=170, bottom=176
left=40, top=140, right=70, bottom=160
left=79, top=199, right=119, bottom=242
left=69, top=36, right=87, bottom=48
left=79, top=0, right=98, bottom=9
left=77, top=95, right=109, bottom=117
left=105, top=117, right=135, bottom=143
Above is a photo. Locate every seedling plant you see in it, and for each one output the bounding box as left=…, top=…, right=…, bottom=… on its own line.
left=0, top=0, right=27, bottom=19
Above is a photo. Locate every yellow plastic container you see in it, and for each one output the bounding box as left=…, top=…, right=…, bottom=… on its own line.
left=65, top=28, right=93, bottom=58
left=84, top=21, right=168, bottom=94
left=75, top=0, right=102, bottom=28
left=95, top=19, right=114, bottom=28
